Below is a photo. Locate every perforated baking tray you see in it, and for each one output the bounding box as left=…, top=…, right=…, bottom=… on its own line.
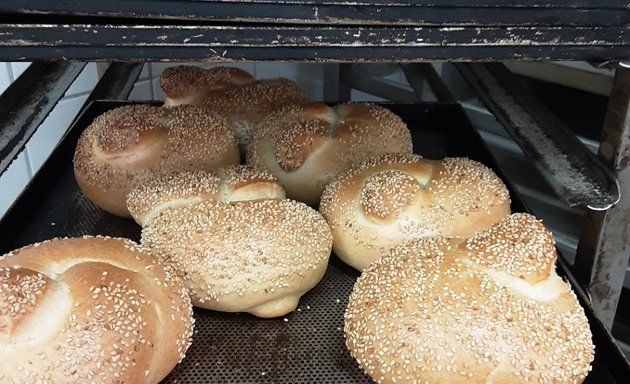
left=1, top=101, right=627, bottom=383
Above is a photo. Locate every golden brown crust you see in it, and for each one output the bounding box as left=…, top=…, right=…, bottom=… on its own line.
left=319, top=153, right=511, bottom=270
left=141, top=199, right=332, bottom=318
left=126, top=166, right=286, bottom=226
left=73, top=104, right=240, bottom=218
left=345, top=213, right=594, bottom=384
left=160, top=65, right=255, bottom=106
left=0, top=236, right=194, bottom=384
left=247, top=102, right=413, bottom=206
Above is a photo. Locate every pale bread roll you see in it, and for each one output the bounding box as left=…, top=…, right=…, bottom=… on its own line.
left=0, top=236, right=194, bottom=384
left=345, top=213, right=594, bottom=384
left=319, top=153, right=511, bottom=270
left=128, top=166, right=332, bottom=318
left=247, top=102, right=413, bottom=206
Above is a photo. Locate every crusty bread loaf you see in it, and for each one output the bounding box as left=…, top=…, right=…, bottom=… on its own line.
left=128, top=166, right=333, bottom=318
left=202, top=78, right=309, bottom=150
left=247, top=102, right=413, bottom=206
left=160, top=65, right=255, bottom=106
left=345, top=213, right=594, bottom=384
left=0, top=236, right=194, bottom=384
left=319, top=153, right=511, bottom=271
left=73, top=104, right=240, bottom=218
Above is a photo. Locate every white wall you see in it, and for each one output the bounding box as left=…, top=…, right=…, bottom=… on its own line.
left=0, top=63, right=102, bottom=218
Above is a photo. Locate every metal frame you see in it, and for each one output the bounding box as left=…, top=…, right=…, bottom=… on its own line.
left=2, top=0, right=628, bottom=26
left=0, top=62, right=85, bottom=178
left=0, top=1, right=627, bottom=62
left=574, top=64, right=630, bottom=329
left=454, top=62, right=620, bottom=211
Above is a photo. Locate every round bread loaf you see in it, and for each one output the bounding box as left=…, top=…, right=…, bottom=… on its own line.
left=127, top=166, right=285, bottom=226
left=202, top=78, right=309, bottom=150
left=247, top=102, right=413, bottom=206
left=73, top=104, right=240, bottom=218
left=0, top=236, right=194, bottom=384
left=142, top=199, right=332, bottom=318
left=160, top=65, right=255, bottom=106
left=345, top=213, right=594, bottom=384
left=319, top=153, right=511, bottom=271
left=129, top=166, right=333, bottom=318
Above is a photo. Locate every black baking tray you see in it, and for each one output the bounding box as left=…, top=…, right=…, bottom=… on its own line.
left=1, top=101, right=628, bottom=383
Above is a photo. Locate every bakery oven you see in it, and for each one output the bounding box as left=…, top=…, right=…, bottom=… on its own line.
left=0, top=1, right=628, bottom=383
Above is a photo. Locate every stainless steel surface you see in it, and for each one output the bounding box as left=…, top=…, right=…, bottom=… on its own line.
left=574, top=64, right=630, bottom=329
left=454, top=62, right=620, bottom=210
left=0, top=62, right=86, bottom=178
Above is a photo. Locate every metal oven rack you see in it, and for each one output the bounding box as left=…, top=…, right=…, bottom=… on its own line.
left=0, top=1, right=628, bottom=382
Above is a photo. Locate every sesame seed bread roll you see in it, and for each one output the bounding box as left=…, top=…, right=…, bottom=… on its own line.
left=141, top=199, right=332, bottom=318
left=202, top=78, right=309, bottom=150
left=160, top=65, right=255, bottom=107
left=73, top=104, right=240, bottom=218
left=345, top=213, right=594, bottom=384
left=0, top=236, right=194, bottom=384
left=127, top=166, right=285, bottom=226
left=248, top=102, right=413, bottom=206
left=319, top=153, right=511, bottom=271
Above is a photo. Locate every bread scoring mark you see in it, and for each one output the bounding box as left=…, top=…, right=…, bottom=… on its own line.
left=0, top=269, right=71, bottom=348
left=44, top=258, right=138, bottom=280
left=481, top=266, right=567, bottom=302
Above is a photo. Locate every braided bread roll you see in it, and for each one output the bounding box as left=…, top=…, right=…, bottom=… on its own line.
left=73, top=104, right=240, bottom=218
left=320, top=154, right=511, bottom=271
left=127, top=166, right=332, bottom=318
left=345, top=213, right=594, bottom=384
left=247, top=102, right=413, bottom=206
left=160, top=65, right=255, bottom=106
left=0, top=236, right=194, bottom=384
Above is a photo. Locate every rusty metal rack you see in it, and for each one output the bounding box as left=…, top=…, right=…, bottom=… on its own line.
left=0, top=0, right=629, bottom=382
left=0, top=1, right=628, bottom=61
